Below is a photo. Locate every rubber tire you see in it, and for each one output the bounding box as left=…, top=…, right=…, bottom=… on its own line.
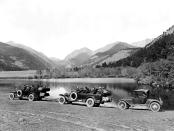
left=17, top=90, right=23, bottom=97
left=28, top=93, right=36, bottom=101
left=58, top=96, right=66, bottom=104
left=70, top=92, right=77, bottom=101
left=118, top=101, right=128, bottom=110
left=149, top=102, right=161, bottom=112
left=9, top=93, right=15, bottom=100
left=86, top=98, right=95, bottom=107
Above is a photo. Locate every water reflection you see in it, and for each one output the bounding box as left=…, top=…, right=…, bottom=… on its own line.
left=0, top=78, right=138, bottom=103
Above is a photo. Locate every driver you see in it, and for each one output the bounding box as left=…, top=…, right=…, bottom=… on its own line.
left=139, top=92, right=147, bottom=103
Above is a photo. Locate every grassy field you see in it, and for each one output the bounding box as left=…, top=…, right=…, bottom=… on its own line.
left=0, top=70, right=36, bottom=78
left=1, top=86, right=174, bottom=131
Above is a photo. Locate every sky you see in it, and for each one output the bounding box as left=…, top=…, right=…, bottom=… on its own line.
left=0, top=0, right=174, bottom=59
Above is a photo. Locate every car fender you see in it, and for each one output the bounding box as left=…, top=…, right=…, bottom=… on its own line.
left=119, top=99, right=132, bottom=106
left=146, top=99, right=162, bottom=106
left=86, top=96, right=101, bottom=103
left=59, top=94, right=69, bottom=100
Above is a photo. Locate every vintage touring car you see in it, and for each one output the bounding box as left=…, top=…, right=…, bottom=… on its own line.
left=9, top=84, right=50, bottom=101
left=118, top=89, right=163, bottom=112
left=58, top=86, right=112, bottom=107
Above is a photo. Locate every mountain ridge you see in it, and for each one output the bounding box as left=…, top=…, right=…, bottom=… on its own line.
left=0, top=37, right=152, bottom=71
left=0, top=42, right=51, bottom=70
left=7, top=41, right=56, bottom=68
left=105, top=25, right=174, bottom=68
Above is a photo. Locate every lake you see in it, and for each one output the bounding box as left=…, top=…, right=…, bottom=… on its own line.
left=1, top=78, right=174, bottom=107
left=0, top=78, right=138, bottom=102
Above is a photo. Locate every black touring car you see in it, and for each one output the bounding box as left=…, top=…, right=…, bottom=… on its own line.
left=118, top=89, right=163, bottom=112
left=9, top=84, right=50, bottom=101
left=58, top=86, right=112, bottom=107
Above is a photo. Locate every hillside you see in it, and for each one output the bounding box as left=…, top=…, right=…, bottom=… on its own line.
left=7, top=41, right=55, bottom=68
left=131, top=39, right=153, bottom=47
left=85, top=42, right=137, bottom=67
left=107, top=25, right=174, bottom=67
left=98, top=49, right=135, bottom=65
left=51, top=42, right=139, bottom=68
left=0, top=42, right=52, bottom=71
left=56, top=47, right=93, bottom=68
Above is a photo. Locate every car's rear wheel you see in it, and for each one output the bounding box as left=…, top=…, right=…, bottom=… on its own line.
left=28, top=93, right=36, bottom=101
left=118, top=101, right=128, bottom=110
left=9, top=93, right=15, bottom=100
left=86, top=98, right=95, bottom=107
left=58, top=96, right=66, bottom=104
left=149, top=102, right=161, bottom=112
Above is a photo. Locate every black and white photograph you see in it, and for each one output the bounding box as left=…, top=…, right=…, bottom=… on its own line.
left=0, top=0, right=174, bottom=130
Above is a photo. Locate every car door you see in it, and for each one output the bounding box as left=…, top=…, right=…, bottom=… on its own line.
left=132, top=91, right=142, bottom=104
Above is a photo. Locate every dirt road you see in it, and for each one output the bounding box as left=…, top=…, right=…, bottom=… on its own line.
left=1, top=90, right=174, bottom=131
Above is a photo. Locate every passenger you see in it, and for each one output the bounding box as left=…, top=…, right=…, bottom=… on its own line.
left=91, top=87, right=98, bottom=94
left=85, top=86, right=90, bottom=93
left=139, top=92, right=147, bottom=103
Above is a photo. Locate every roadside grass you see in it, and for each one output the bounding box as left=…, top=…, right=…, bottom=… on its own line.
left=0, top=70, right=36, bottom=78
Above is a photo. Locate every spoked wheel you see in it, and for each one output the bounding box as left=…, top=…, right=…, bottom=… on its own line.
left=28, top=93, right=36, bottom=101
left=86, top=98, right=95, bottom=107
left=149, top=102, right=161, bottom=112
left=58, top=96, right=66, bottom=104
left=118, top=101, right=128, bottom=110
left=9, top=93, right=15, bottom=100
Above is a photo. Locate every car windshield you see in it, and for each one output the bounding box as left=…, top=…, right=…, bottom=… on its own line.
left=132, top=91, right=147, bottom=98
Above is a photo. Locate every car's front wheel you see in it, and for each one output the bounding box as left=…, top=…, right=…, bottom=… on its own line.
left=149, top=102, right=161, bottom=112
left=28, top=93, right=36, bottom=101
left=9, top=93, right=15, bottom=100
left=118, top=101, right=128, bottom=110
left=86, top=98, right=95, bottom=107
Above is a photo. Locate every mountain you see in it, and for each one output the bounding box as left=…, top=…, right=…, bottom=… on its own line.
left=51, top=42, right=137, bottom=68
left=85, top=42, right=137, bottom=66
left=98, top=49, right=136, bottom=65
left=63, top=47, right=93, bottom=67
left=109, top=25, right=174, bottom=67
left=7, top=41, right=55, bottom=68
left=0, top=42, right=52, bottom=71
left=92, top=42, right=120, bottom=55
left=131, top=39, right=153, bottom=47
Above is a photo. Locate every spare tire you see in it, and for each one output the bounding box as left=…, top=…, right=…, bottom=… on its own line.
left=70, top=92, right=77, bottom=101
left=17, top=90, right=23, bottom=97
